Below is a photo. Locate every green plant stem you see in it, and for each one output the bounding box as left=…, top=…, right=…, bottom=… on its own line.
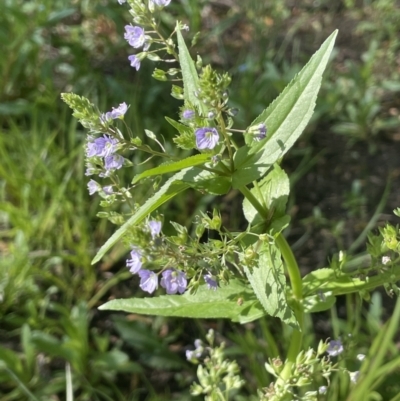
left=275, top=234, right=304, bottom=382
left=239, top=185, right=304, bottom=382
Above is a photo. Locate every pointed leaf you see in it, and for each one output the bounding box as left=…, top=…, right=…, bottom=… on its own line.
left=176, top=26, right=206, bottom=114
left=233, top=30, right=337, bottom=187
left=244, top=242, right=298, bottom=328
left=131, top=154, right=210, bottom=184
left=100, top=279, right=265, bottom=323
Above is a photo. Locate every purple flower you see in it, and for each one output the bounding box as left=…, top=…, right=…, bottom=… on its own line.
left=87, top=179, right=101, bottom=195
left=104, top=154, right=124, bottom=171
left=127, top=249, right=142, bottom=274
left=151, top=0, right=171, bottom=6
left=124, top=25, right=145, bottom=48
left=195, top=127, right=219, bottom=150
left=110, top=102, right=128, bottom=119
left=128, top=55, right=141, bottom=71
left=204, top=274, right=218, bottom=290
left=318, top=386, right=327, bottom=394
left=148, top=220, right=162, bottom=238
left=160, top=269, right=187, bottom=294
left=255, top=123, right=267, bottom=141
left=118, top=0, right=126, bottom=4
left=86, top=135, right=119, bottom=158
left=138, top=270, right=158, bottom=293
left=349, top=371, right=360, bottom=383
left=102, top=185, right=114, bottom=195
left=327, top=339, right=344, bottom=357
left=182, top=109, right=195, bottom=119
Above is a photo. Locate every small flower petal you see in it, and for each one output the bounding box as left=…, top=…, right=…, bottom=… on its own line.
left=110, top=102, right=128, bottom=119
left=127, top=249, right=142, bottom=274
left=182, top=109, right=195, bottom=119
left=195, top=127, right=219, bottom=150
left=87, top=179, right=101, bottom=195
left=204, top=274, right=218, bottom=290
left=148, top=220, right=162, bottom=238
left=327, top=339, right=344, bottom=357
left=128, top=55, right=141, bottom=71
left=124, top=25, right=145, bottom=48
left=138, top=270, right=158, bottom=293
left=160, top=269, right=187, bottom=294
left=151, top=0, right=171, bottom=6
left=104, top=154, right=124, bottom=171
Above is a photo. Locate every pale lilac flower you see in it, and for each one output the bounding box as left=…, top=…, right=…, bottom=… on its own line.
left=349, top=371, right=360, bottom=383
left=204, top=274, right=218, bottom=290
left=102, top=185, right=114, bottom=195
left=118, top=0, right=126, bottom=4
left=195, top=127, right=219, bottom=150
left=148, top=220, right=162, bottom=238
left=327, top=339, right=344, bottom=357
left=357, top=353, right=366, bottom=361
left=85, top=164, right=97, bottom=176
left=87, top=179, right=101, bottom=195
left=182, top=109, right=195, bottom=119
left=124, top=25, right=145, bottom=48
left=318, top=386, right=327, bottom=394
left=128, top=55, right=141, bottom=71
left=151, top=0, right=171, bottom=6
left=86, top=135, right=119, bottom=158
left=127, top=249, right=142, bottom=274
left=110, top=102, right=128, bottom=119
left=138, top=270, right=158, bottom=293
left=382, top=256, right=391, bottom=265
left=161, top=269, right=187, bottom=294
left=104, top=154, right=124, bottom=171
left=255, top=123, right=267, bottom=141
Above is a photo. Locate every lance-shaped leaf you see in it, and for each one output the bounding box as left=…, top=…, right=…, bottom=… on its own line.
left=176, top=25, right=207, bottom=115
left=100, top=280, right=266, bottom=324
left=131, top=154, right=210, bottom=184
left=243, top=242, right=298, bottom=328
left=233, top=30, right=337, bottom=187
left=242, top=164, right=290, bottom=226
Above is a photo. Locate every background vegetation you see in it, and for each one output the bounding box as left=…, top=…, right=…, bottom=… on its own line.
left=1, top=0, right=400, bottom=400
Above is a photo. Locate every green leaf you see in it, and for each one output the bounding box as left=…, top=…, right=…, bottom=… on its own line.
left=131, top=154, right=210, bottom=184
left=166, top=116, right=196, bottom=150
left=243, top=242, right=298, bottom=328
left=176, top=25, right=206, bottom=115
left=242, top=164, right=290, bottom=225
left=100, top=279, right=265, bottom=324
left=303, top=292, right=336, bottom=313
left=92, top=170, right=191, bottom=264
left=233, top=30, right=338, bottom=186
left=182, top=167, right=231, bottom=195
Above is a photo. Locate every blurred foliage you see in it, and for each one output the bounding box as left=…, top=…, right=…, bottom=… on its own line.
left=1, top=0, right=400, bottom=399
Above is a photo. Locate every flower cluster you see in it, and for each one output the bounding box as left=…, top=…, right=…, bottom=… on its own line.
left=125, top=220, right=188, bottom=294
left=121, top=0, right=172, bottom=71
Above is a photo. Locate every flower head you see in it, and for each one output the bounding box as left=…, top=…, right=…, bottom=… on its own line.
left=151, top=0, right=171, bottom=6
left=318, top=386, right=327, bottom=394
left=195, top=127, right=219, bottom=150
left=327, top=339, right=344, bottom=357
left=102, top=185, right=114, bottom=195
left=86, top=135, right=119, bottom=158
left=110, top=102, right=128, bottom=119
left=255, top=123, right=267, bottom=141
left=182, top=109, right=195, bottom=119
left=118, top=0, right=126, bottom=4
left=128, top=55, right=141, bottom=71
left=127, top=249, right=142, bottom=274
left=138, top=270, right=158, bottom=293
left=100, top=112, right=113, bottom=124
left=104, top=154, right=124, bottom=171
left=124, top=25, right=145, bottom=48
left=148, top=220, right=162, bottom=238
left=87, top=179, right=101, bottom=195
left=161, top=269, right=187, bottom=294
left=204, top=274, right=218, bottom=290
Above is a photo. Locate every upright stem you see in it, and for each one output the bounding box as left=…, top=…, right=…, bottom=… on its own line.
left=239, top=186, right=304, bottom=383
